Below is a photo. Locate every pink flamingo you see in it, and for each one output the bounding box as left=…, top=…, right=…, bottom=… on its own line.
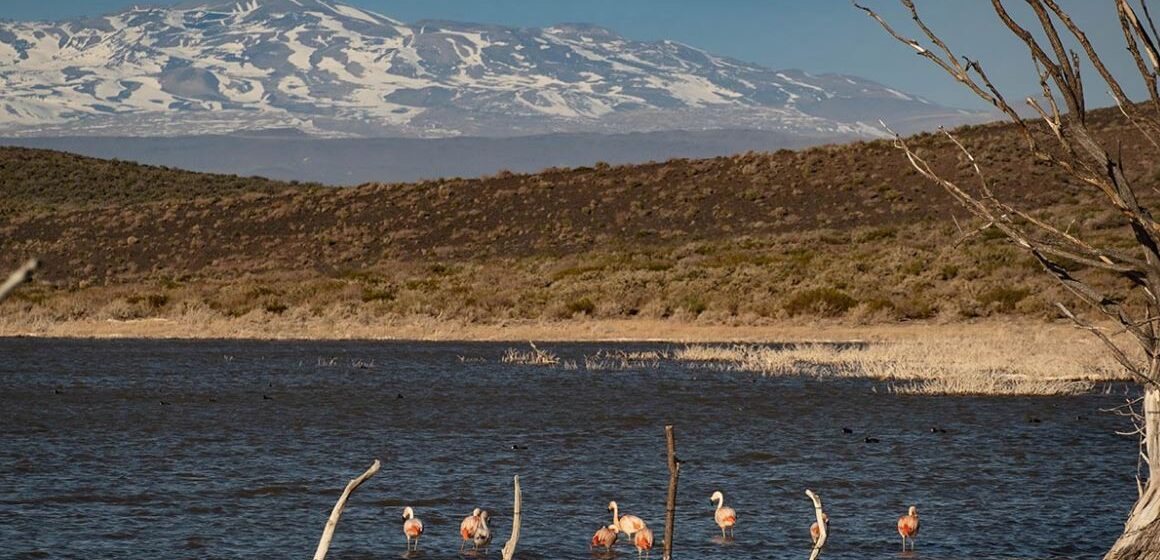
left=402, top=506, right=423, bottom=551
left=608, top=501, right=646, bottom=538
left=633, top=526, right=654, bottom=558
left=460, top=507, right=481, bottom=551
left=897, top=505, right=920, bottom=551
left=473, top=510, right=493, bottom=552
left=709, top=491, right=736, bottom=538
left=591, top=524, right=618, bottom=551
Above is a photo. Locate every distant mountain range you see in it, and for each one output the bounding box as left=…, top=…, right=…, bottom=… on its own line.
left=0, top=0, right=991, bottom=139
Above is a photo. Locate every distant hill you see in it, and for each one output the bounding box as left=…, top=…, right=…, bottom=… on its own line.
left=0, top=106, right=1147, bottom=324
left=0, top=146, right=322, bottom=216
left=1, top=129, right=869, bottom=185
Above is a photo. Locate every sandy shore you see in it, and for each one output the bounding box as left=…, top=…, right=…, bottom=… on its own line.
left=0, top=314, right=1098, bottom=343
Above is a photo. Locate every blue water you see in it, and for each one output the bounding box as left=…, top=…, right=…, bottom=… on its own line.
left=0, top=338, right=1138, bottom=559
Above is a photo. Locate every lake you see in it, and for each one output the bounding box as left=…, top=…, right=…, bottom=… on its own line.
left=0, top=338, right=1138, bottom=559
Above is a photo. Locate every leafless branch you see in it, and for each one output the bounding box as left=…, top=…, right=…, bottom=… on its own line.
left=314, top=459, right=381, bottom=560
left=0, top=259, right=39, bottom=303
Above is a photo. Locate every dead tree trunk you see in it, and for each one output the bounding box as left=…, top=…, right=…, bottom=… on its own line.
left=854, top=1, right=1160, bottom=557
left=313, top=459, right=381, bottom=560
left=1108, top=389, right=1160, bottom=559
left=663, top=425, right=679, bottom=560
left=501, top=475, right=521, bottom=560
left=806, top=490, right=827, bottom=560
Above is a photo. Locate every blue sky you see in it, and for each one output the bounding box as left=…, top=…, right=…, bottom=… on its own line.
left=0, top=1, right=1139, bottom=111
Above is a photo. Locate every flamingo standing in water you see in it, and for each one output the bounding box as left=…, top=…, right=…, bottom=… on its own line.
left=402, top=506, right=423, bottom=551
left=460, top=508, right=482, bottom=550
left=473, top=510, right=494, bottom=552
left=591, top=524, right=618, bottom=551
left=810, top=513, right=830, bottom=544
left=897, top=505, right=920, bottom=551
left=633, top=525, right=654, bottom=558
left=709, top=491, right=736, bottom=538
left=608, top=501, right=646, bottom=538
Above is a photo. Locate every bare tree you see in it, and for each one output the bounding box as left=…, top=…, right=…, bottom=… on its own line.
left=856, top=1, right=1160, bottom=557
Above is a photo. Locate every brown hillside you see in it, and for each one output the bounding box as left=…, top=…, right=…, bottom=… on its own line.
left=0, top=146, right=323, bottom=216
left=0, top=107, right=1154, bottom=325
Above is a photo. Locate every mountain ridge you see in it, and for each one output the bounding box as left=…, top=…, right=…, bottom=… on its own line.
left=0, top=0, right=991, bottom=138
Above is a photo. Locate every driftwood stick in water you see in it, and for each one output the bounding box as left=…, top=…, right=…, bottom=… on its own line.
left=313, top=459, right=381, bottom=560
left=663, top=425, right=679, bottom=560
left=0, top=259, right=38, bottom=303
left=501, top=475, right=521, bottom=560
left=806, top=489, right=827, bottom=560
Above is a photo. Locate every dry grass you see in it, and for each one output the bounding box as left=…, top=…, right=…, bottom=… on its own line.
left=674, top=325, right=1132, bottom=395
left=583, top=349, right=666, bottom=371
left=887, top=377, right=1094, bottom=396
left=500, top=342, right=560, bottom=366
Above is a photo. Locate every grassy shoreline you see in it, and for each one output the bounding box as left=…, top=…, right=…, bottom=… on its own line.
left=0, top=314, right=1070, bottom=342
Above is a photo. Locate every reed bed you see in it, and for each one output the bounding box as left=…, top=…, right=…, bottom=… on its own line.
left=887, top=377, right=1094, bottom=396
left=674, top=327, right=1132, bottom=396
left=583, top=349, right=666, bottom=371
left=500, top=342, right=560, bottom=366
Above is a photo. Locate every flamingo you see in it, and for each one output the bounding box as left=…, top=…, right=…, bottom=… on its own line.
left=633, top=526, right=654, bottom=558
left=810, top=513, right=830, bottom=544
left=608, top=501, right=646, bottom=537
left=473, top=510, right=493, bottom=552
left=709, top=491, right=736, bottom=538
left=897, top=505, right=920, bottom=551
left=460, top=507, right=482, bottom=551
left=402, top=506, right=423, bottom=551
left=591, top=524, right=618, bottom=551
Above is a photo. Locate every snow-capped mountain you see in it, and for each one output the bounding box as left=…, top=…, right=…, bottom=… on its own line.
left=0, top=0, right=989, bottom=137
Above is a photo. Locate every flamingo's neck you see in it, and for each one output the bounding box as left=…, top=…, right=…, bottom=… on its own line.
left=714, top=496, right=722, bottom=512
left=610, top=503, right=620, bottom=529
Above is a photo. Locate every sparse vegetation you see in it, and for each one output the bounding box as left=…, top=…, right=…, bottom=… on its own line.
left=0, top=106, right=1153, bottom=330
left=583, top=349, right=666, bottom=371
left=500, top=343, right=560, bottom=366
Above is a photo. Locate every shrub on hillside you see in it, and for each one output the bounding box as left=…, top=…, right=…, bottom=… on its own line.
left=784, top=288, right=858, bottom=317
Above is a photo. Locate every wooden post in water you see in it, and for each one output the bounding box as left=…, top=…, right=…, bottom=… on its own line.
left=501, top=475, right=522, bottom=560
left=806, top=489, right=827, bottom=560
left=663, top=425, right=679, bottom=560
left=313, top=459, right=381, bottom=560
left=0, top=259, right=38, bottom=303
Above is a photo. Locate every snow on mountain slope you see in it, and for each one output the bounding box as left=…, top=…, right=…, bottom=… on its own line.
left=0, top=0, right=990, bottom=137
